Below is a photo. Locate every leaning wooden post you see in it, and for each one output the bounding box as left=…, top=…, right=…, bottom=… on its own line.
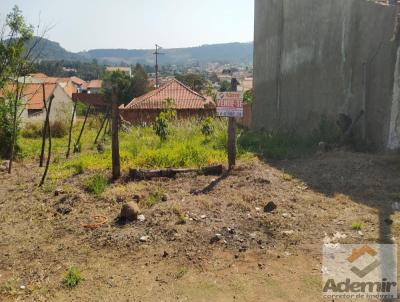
left=228, top=78, right=239, bottom=170
left=111, top=87, right=121, bottom=179
left=39, top=83, right=48, bottom=167
left=74, top=104, right=91, bottom=153
left=66, top=100, right=77, bottom=158
left=39, top=96, right=54, bottom=187
left=94, top=110, right=109, bottom=144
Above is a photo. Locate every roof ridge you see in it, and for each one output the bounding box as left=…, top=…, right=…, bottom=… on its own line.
left=171, top=78, right=206, bottom=100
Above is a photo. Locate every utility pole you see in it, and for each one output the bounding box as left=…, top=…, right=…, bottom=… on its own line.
left=153, top=44, right=165, bottom=88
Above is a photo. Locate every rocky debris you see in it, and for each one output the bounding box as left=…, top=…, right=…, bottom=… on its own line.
left=254, top=177, right=271, bottom=184
left=140, top=235, right=150, bottom=242
left=120, top=202, right=140, bottom=222
left=54, top=188, right=64, bottom=196
left=210, top=233, right=222, bottom=244
left=56, top=205, right=72, bottom=215
left=385, top=218, right=393, bottom=225
left=200, top=214, right=207, bottom=219
left=133, top=194, right=142, bottom=202
left=0, top=161, right=9, bottom=172
left=282, top=230, right=294, bottom=236
left=264, top=201, right=277, bottom=213
left=137, top=214, right=146, bottom=222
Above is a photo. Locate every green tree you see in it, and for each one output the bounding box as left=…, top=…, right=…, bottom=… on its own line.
left=175, top=73, right=206, bottom=93
left=219, top=80, right=230, bottom=92
left=0, top=6, right=35, bottom=173
left=243, top=89, right=253, bottom=104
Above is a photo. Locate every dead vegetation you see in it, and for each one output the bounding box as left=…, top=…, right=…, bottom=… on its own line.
left=0, top=151, right=399, bottom=301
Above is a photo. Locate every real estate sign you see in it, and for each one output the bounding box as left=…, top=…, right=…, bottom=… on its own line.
left=216, top=92, right=243, bottom=118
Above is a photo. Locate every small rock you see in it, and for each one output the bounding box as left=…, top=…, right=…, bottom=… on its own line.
left=385, top=218, right=393, bottom=225
left=358, top=231, right=364, bottom=236
left=56, top=205, right=71, bottom=215
left=264, top=202, right=277, bottom=213
left=227, top=227, right=236, bottom=234
left=20, top=285, right=26, bottom=290
left=282, top=213, right=290, bottom=218
left=234, top=254, right=239, bottom=259
left=137, top=214, right=146, bottom=222
left=255, top=207, right=261, bottom=212
left=54, top=188, right=64, bottom=196
left=120, top=202, right=140, bottom=222
left=249, top=232, right=257, bottom=239
left=239, top=246, right=247, bottom=253
left=284, top=251, right=291, bottom=257
left=210, top=233, right=222, bottom=244
left=140, top=235, right=150, bottom=242
left=318, top=141, right=328, bottom=152
left=200, top=214, right=207, bottom=219
left=282, top=230, right=294, bottom=236
left=161, top=194, right=169, bottom=202
left=162, top=251, right=169, bottom=258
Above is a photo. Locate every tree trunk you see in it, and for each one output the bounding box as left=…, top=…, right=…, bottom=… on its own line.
left=111, top=87, right=120, bottom=180
left=8, top=81, right=21, bottom=174
left=66, top=101, right=77, bottom=158
left=74, top=104, right=91, bottom=153
left=39, top=97, right=54, bottom=187
left=39, top=83, right=48, bottom=167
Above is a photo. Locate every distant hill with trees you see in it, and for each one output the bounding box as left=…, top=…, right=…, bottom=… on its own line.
left=28, top=37, right=253, bottom=65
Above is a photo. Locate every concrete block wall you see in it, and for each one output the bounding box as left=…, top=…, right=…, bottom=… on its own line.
left=253, top=0, right=400, bottom=150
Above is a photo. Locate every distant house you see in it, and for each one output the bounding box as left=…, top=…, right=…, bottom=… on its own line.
left=105, top=66, right=132, bottom=77
left=87, top=80, right=103, bottom=94
left=0, top=82, right=76, bottom=124
left=120, top=78, right=215, bottom=124
left=70, top=76, right=87, bottom=93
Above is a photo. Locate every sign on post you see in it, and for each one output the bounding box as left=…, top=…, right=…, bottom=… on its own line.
left=216, top=92, right=244, bottom=118
left=216, top=91, right=243, bottom=170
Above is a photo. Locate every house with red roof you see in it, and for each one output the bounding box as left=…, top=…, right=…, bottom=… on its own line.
left=120, top=78, right=215, bottom=124
left=0, top=82, right=76, bottom=124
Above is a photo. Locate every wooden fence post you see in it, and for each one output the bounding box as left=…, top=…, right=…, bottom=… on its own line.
left=66, top=100, right=77, bottom=158
left=111, top=87, right=120, bottom=179
left=74, top=104, right=91, bottom=153
left=228, top=78, right=238, bottom=170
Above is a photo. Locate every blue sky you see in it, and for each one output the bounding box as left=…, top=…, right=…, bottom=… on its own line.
left=0, top=0, right=254, bottom=52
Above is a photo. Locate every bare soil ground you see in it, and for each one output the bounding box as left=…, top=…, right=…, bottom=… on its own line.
left=1, top=151, right=400, bottom=301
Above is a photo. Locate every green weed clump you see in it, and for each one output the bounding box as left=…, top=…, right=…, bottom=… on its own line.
left=85, top=174, right=108, bottom=195
left=62, top=267, right=83, bottom=288
left=351, top=222, right=363, bottom=231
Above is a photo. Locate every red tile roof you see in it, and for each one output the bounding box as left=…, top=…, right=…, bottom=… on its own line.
left=0, top=83, right=57, bottom=110
left=70, top=76, right=87, bottom=86
left=123, top=79, right=209, bottom=110
left=72, top=93, right=108, bottom=108
left=87, top=80, right=103, bottom=89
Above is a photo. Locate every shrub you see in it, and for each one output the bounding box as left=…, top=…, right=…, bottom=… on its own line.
left=351, top=222, right=362, bottom=230
left=62, top=267, right=83, bottom=288
left=71, top=161, right=86, bottom=175
left=22, top=121, right=43, bottom=138
left=201, top=117, right=215, bottom=139
left=0, top=97, right=22, bottom=159
left=51, top=120, right=68, bottom=138
left=153, top=105, right=176, bottom=142
left=85, top=174, right=108, bottom=195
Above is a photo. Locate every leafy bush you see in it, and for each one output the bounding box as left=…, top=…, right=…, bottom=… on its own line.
left=85, top=174, right=108, bottom=195
left=51, top=120, right=68, bottom=138
left=22, top=121, right=43, bottom=138
left=22, top=120, right=67, bottom=138
left=62, top=267, right=83, bottom=288
left=153, top=107, right=176, bottom=141
left=0, top=98, right=22, bottom=158
left=201, top=117, right=215, bottom=138
left=71, top=161, right=86, bottom=175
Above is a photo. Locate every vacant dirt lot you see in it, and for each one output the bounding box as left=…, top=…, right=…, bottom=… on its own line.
left=1, top=151, right=399, bottom=301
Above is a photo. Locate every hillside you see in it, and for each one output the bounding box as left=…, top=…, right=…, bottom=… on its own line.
left=28, top=37, right=253, bottom=65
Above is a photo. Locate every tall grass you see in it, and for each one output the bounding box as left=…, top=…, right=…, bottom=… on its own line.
left=19, top=117, right=229, bottom=179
